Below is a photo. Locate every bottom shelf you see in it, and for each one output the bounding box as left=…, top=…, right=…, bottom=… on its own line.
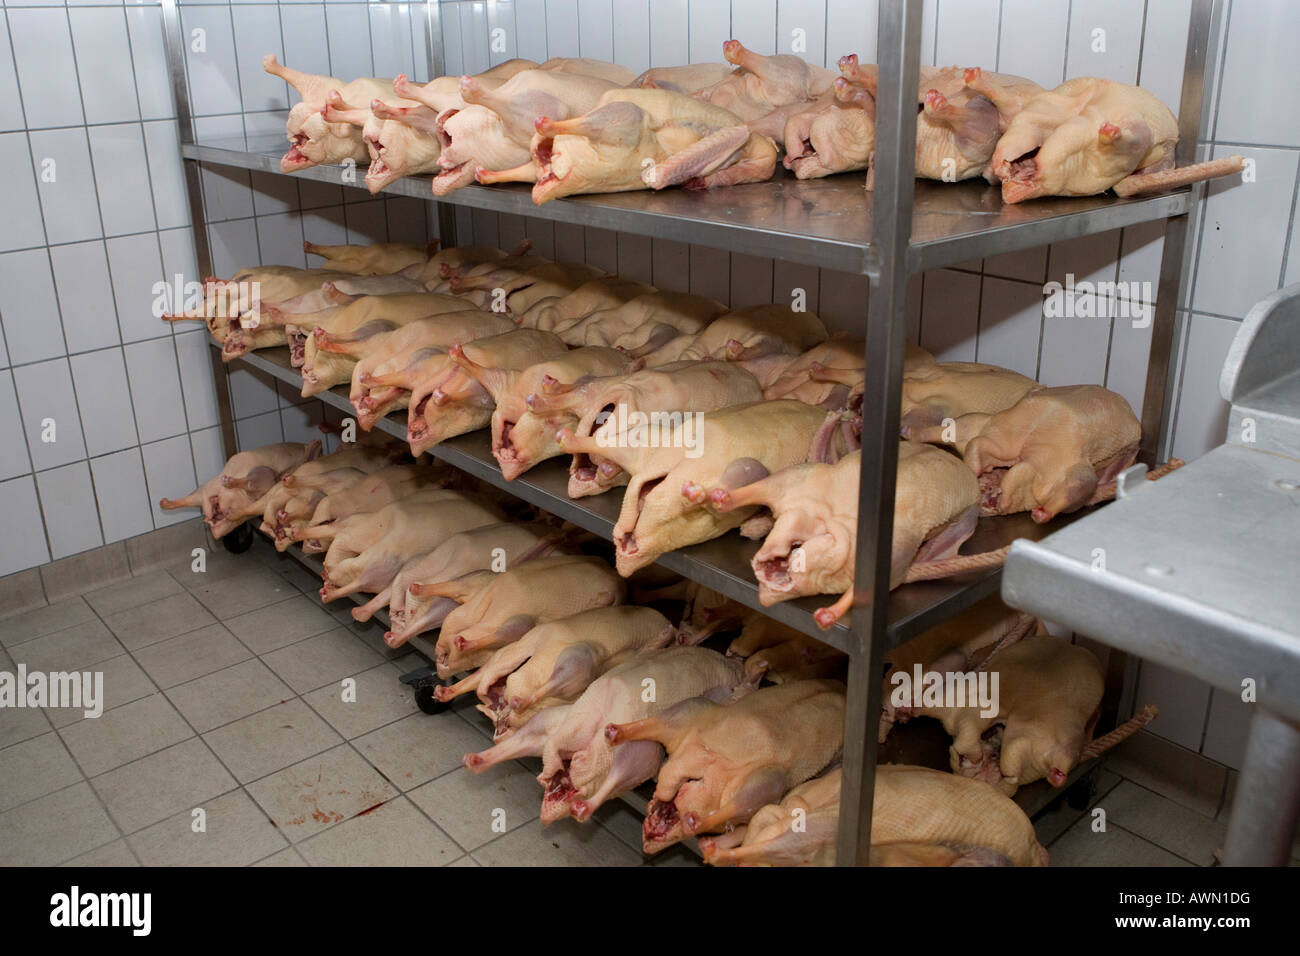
left=252, top=524, right=441, bottom=666
left=249, top=525, right=1084, bottom=863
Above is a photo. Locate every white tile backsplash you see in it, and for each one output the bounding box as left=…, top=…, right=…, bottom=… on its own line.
left=0, top=249, right=66, bottom=365
left=35, top=461, right=103, bottom=560
left=13, top=359, right=87, bottom=471
left=278, top=4, right=334, bottom=85
left=90, top=449, right=155, bottom=544
left=68, top=7, right=141, bottom=126
left=125, top=337, right=188, bottom=444
left=1065, top=0, right=1144, bottom=84
left=70, top=348, right=138, bottom=457
left=29, top=127, right=101, bottom=245
left=0, top=15, right=25, bottom=134
left=180, top=6, right=242, bottom=118
left=105, top=232, right=167, bottom=344
left=0, top=133, right=45, bottom=252
left=1215, top=0, right=1300, bottom=148
left=89, top=123, right=159, bottom=237
left=234, top=408, right=284, bottom=449
left=934, top=0, right=999, bottom=69
left=976, top=276, right=1043, bottom=378
left=326, top=2, right=374, bottom=82
left=142, top=433, right=199, bottom=528
left=50, top=240, right=121, bottom=354
left=0, top=372, right=32, bottom=482
left=143, top=121, right=192, bottom=232
left=1191, top=146, right=1298, bottom=318
left=126, top=6, right=174, bottom=123
left=174, top=328, right=220, bottom=431
left=1171, top=312, right=1239, bottom=461
left=7, top=8, right=85, bottom=130
left=0, top=476, right=50, bottom=576
left=231, top=4, right=288, bottom=113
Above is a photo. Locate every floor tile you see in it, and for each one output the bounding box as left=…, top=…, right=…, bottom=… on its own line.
left=0, top=731, right=83, bottom=812
left=352, top=712, right=487, bottom=791
left=301, top=661, right=417, bottom=739
left=646, top=844, right=703, bottom=867
left=84, top=574, right=183, bottom=617
left=164, top=548, right=253, bottom=585
left=45, top=653, right=157, bottom=729
left=59, top=693, right=193, bottom=777
left=102, top=591, right=217, bottom=651
left=188, top=568, right=299, bottom=620
left=165, top=658, right=293, bottom=734
left=132, top=622, right=252, bottom=689
left=0, top=597, right=94, bottom=648
left=253, top=846, right=309, bottom=867
left=0, top=568, right=45, bottom=618
left=448, top=854, right=480, bottom=867
left=260, top=627, right=386, bottom=695
left=0, top=698, right=52, bottom=749
left=471, top=817, right=644, bottom=867
left=1048, top=816, right=1192, bottom=867
left=127, top=789, right=288, bottom=866
left=246, top=743, right=399, bottom=843
left=223, top=594, right=338, bottom=655
left=407, top=763, right=542, bottom=851
left=451, top=695, right=496, bottom=741
left=297, top=796, right=460, bottom=867
left=1106, top=732, right=1228, bottom=818
left=1032, top=769, right=1122, bottom=847
left=254, top=549, right=322, bottom=592
left=0, top=782, right=119, bottom=865
left=90, top=737, right=238, bottom=835
left=202, top=698, right=342, bottom=784
left=592, top=798, right=651, bottom=853
left=1097, top=780, right=1228, bottom=866
left=7, top=618, right=123, bottom=673
left=63, top=839, right=139, bottom=867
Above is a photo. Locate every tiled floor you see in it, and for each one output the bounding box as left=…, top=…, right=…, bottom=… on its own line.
left=0, top=536, right=1290, bottom=867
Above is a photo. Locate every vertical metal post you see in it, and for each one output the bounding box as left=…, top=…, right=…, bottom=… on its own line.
left=835, top=0, right=922, bottom=867
left=1138, top=0, right=1217, bottom=466
left=161, top=0, right=238, bottom=458
left=422, top=0, right=459, bottom=248
left=1223, top=711, right=1300, bottom=866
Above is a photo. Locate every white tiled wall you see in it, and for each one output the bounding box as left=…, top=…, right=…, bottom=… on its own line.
left=2, top=0, right=1296, bottom=768
left=0, top=0, right=433, bottom=577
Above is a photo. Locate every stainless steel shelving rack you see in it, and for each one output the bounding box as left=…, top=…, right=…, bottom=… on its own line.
left=1003, top=284, right=1300, bottom=866
left=161, top=0, right=1220, bottom=865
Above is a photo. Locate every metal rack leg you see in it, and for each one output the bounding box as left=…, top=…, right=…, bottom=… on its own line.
left=836, top=0, right=922, bottom=867
left=1223, top=711, right=1300, bottom=866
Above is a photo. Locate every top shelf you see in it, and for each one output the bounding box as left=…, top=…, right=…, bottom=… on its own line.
left=182, top=134, right=1193, bottom=277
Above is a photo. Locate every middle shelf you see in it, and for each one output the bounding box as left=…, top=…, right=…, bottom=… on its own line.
left=226, top=342, right=1095, bottom=654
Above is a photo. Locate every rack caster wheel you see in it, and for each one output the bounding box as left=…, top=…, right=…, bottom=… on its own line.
left=400, top=666, right=447, bottom=715
left=1066, top=770, right=1098, bottom=811
left=222, top=522, right=255, bottom=554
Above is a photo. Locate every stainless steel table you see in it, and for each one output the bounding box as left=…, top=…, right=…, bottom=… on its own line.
left=1002, top=284, right=1300, bottom=865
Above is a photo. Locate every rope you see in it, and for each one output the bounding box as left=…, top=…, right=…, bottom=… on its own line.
left=1078, top=704, right=1160, bottom=761
left=903, top=544, right=1011, bottom=583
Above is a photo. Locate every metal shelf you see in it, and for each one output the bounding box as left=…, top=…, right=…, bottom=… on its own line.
left=227, top=342, right=1094, bottom=654
left=182, top=133, right=1192, bottom=278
